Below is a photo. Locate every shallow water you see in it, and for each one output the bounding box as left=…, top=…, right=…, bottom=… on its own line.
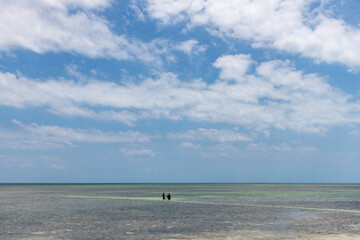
left=1, top=184, right=360, bottom=239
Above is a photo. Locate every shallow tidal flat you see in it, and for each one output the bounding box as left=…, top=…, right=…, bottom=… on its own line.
left=1, top=184, right=360, bottom=239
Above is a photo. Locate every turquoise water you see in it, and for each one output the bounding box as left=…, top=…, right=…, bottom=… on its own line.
left=1, top=184, right=360, bottom=239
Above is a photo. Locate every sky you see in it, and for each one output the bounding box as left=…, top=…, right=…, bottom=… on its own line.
left=1, top=0, right=360, bottom=183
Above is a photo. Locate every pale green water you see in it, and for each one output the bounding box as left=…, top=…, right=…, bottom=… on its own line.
left=1, top=184, right=360, bottom=239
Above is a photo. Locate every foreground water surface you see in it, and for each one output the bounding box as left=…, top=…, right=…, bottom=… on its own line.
left=1, top=183, right=360, bottom=239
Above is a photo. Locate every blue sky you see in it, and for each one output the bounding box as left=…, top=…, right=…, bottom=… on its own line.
left=1, top=0, right=360, bottom=183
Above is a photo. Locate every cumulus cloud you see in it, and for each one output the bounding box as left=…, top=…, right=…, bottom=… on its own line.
left=0, top=0, right=168, bottom=63
left=0, top=119, right=152, bottom=149
left=145, top=0, right=360, bottom=68
left=213, top=54, right=253, bottom=81
left=175, top=39, right=206, bottom=55
left=1, top=53, right=360, bottom=133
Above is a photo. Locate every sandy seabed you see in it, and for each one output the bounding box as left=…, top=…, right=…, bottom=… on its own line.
left=164, top=231, right=360, bottom=240
left=2, top=184, right=360, bottom=239
left=17, top=233, right=360, bottom=240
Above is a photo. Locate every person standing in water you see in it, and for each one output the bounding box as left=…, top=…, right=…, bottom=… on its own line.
left=162, top=192, right=166, bottom=200
left=167, top=193, right=171, bottom=200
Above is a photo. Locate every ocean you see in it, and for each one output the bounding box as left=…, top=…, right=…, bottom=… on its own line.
left=1, top=183, right=360, bottom=239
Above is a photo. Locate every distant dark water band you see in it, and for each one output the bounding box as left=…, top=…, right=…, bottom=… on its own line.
left=66, top=195, right=360, bottom=214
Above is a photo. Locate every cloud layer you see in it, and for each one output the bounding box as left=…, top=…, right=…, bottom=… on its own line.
left=169, top=128, right=251, bottom=142
left=0, top=0, right=168, bottom=63
left=146, top=0, right=360, bottom=68
left=1, top=53, right=359, bottom=133
left=0, top=119, right=151, bottom=149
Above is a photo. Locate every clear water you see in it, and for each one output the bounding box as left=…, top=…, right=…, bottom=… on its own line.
left=1, top=184, right=360, bottom=239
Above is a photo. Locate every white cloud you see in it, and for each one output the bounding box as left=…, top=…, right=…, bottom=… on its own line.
left=1, top=53, right=360, bottom=133
left=120, top=147, right=155, bottom=157
left=169, top=128, right=251, bottom=142
left=247, top=143, right=318, bottom=152
left=0, top=0, right=167, bottom=63
left=175, top=39, right=206, bottom=55
left=181, top=142, right=201, bottom=149
left=0, top=119, right=152, bottom=149
left=48, top=106, right=141, bottom=126
left=213, top=54, right=253, bottom=81
left=145, top=0, right=360, bottom=68
left=130, top=0, right=147, bottom=21
left=247, top=143, right=293, bottom=152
